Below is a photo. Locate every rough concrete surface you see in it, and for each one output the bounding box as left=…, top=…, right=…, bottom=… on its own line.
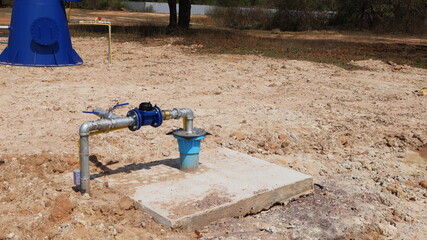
left=98, top=148, right=313, bottom=230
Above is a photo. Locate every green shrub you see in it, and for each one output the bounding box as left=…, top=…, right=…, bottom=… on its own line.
left=207, top=7, right=274, bottom=30
left=271, top=10, right=334, bottom=31
left=144, top=5, right=154, bottom=13
left=333, top=0, right=426, bottom=34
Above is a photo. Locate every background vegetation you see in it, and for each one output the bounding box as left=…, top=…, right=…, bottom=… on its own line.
left=1, top=0, right=423, bottom=33
left=89, top=0, right=426, bottom=33
left=208, top=0, right=426, bottom=33
left=76, top=0, right=126, bottom=10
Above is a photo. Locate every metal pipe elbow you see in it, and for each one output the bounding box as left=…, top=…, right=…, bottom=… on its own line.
left=181, top=108, right=194, bottom=120
left=170, top=108, right=194, bottom=120
left=79, top=121, right=95, bottom=137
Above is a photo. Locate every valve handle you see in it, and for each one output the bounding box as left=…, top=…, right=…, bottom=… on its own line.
left=112, top=103, right=129, bottom=109
left=82, top=111, right=100, bottom=115
left=109, top=103, right=129, bottom=112
left=83, top=103, right=129, bottom=115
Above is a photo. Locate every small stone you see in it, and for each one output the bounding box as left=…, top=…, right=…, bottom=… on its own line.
left=364, top=164, right=373, bottom=171
left=108, top=225, right=118, bottom=235
left=319, top=169, right=327, bottom=176
left=2, top=192, right=16, bottom=202
left=258, top=141, right=266, bottom=147
left=280, top=141, right=289, bottom=148
left=82, top=193, right=91, bottom=200
left=419, top=180, right=427, bottom=189
left=98, top=223, right=105, bottom=230
left=393, top=65, right=403, bottom=71
left=341, top=163, right=351, bottom=170
left=385, top=184, right=405, bottom=198
left=52, top=162, right=66, bottom=173
left=162, top=151, right=170, bottom=157
left=140, top=221, right=147, bottom=228
left=278, top=134, right=286, bottom=140
left=268, top=142, right=279, bottom=152
left=288, top=132, right=297, bottom=138
left=275, top=149, right=285, bottom=155
left=264, top=226, right=279, bottom=233
left=60, top=223, right=70, bottom=229
left=118, top=197, right=134, bottom=211
left=229, top=132, right=245, bottom=141
left=6, top=233, right=15, bottom=239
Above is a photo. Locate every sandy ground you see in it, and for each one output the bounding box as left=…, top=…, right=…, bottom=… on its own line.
left=0, top=37, right=426, bottom=240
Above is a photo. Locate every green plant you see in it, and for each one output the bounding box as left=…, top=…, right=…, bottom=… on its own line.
left=208, top=7, right=275, bottom=30
left=144, top=5, right=155, bottom=13
left=333, top=0, right=426, bottom=34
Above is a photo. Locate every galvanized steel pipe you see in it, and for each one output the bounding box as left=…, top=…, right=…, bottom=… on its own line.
left=168, top=108, right=194, bottom=133
left=93, top=108, right=120, bottom=119
left=79, top=116, right=134, bottom=194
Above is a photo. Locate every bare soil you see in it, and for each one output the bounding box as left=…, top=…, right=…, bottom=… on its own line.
left=0, top=34, right=426, bottom=239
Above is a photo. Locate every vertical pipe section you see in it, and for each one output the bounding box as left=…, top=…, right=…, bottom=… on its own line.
left=79, top=135, right=90, bottom=193
left=79, top=117, right=134, bottom=194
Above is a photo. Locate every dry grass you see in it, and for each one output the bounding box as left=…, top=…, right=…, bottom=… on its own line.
left=0, top=8, right=425, bottom=70
left=175, top=29, right=427, bottom=70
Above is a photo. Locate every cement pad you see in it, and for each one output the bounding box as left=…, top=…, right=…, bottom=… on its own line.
left=96, top=148, right=313, bottom=230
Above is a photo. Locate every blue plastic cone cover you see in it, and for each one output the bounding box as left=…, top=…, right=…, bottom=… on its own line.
left=174, top=136, right=205, bottom=171
left=0, top=0, right=83, bottom=66
left=174, top=136, right=205, bottom=154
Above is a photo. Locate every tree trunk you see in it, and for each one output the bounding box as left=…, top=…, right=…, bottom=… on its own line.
left=178, top=0, right=191, bottom=29
left=168, top=0, right=177, bottom=28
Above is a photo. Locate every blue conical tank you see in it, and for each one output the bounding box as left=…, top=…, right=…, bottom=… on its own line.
left=0, top=0, right=83, bottom=66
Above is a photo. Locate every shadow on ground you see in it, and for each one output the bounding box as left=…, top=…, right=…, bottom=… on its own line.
left=70, top=24, right=427, bottom=70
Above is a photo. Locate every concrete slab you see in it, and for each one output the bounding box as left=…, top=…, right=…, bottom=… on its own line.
left=96, top=148, right=313, bottom=230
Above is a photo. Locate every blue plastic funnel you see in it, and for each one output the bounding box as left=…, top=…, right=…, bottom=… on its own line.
left=0, top=0, right=83, bottom=66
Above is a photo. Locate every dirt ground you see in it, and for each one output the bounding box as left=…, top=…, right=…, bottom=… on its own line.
left=0, top=35, right=426, bottom=240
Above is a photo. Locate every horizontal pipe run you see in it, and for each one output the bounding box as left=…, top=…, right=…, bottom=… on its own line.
left=0, top=26, right=10, bottom=30
left=69, top=20, right=112, bottom=24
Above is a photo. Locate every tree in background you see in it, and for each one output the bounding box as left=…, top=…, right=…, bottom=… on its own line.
left=178, top=0, right=191, bottom=29
left=272, top=0, right=337, bottom=31
left=334, top=0, right=426, bottom=33
left=168, top=0, right=192, bottom=29
left=168, top=0, right=177, bottom=27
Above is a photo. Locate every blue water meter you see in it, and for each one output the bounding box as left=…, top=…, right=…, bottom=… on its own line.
left=127, top=102, right=163, bottom=131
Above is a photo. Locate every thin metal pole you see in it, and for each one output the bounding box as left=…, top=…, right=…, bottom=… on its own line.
left=108, top=24, right=112, bottom=64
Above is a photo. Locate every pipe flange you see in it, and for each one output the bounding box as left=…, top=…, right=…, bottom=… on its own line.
left=172, top=128, right=207, bottom=139
left=127, top=110, right=140, bottom=131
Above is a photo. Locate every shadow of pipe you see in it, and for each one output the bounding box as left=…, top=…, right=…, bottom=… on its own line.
left=89, top=155, right=181, bottom=180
